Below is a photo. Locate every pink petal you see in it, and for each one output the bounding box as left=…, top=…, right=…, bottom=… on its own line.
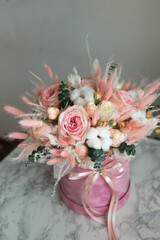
left=4, top=106, right=25, bottom=116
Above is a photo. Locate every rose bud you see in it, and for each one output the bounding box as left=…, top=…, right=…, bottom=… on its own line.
left=146, top=111, right=153, bottom=119
left=75, top=144, right=89, bottom=158
left=47, top=107, right=59, bottom=120
left=154, top=128, right=160, bottom=134
left=97, top=121, right=107, bottom=127
left=119, top=121, right=126, bottom=128
left=109, top=119, right=117, bottom=127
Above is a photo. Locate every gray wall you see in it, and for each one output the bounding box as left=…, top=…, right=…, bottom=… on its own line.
left=0, top=0, right=160, bottom=136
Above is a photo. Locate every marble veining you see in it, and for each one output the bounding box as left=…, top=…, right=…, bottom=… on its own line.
left=0, top=139, right=160, bottom=240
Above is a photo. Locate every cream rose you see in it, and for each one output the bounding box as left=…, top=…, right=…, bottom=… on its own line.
left=98, top=101, right=118, bottom=121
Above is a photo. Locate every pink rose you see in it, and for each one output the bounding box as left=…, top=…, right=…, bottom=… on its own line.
left=58, top=105, right=90, bottom=145
left=39, top=83, right=60, bottom=108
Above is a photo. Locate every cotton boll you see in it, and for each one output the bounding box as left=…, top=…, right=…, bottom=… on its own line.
left=70, top=89, right=80, bottom=101
left=97, top=126, right=111, bottom=139
left=84, top=93, right=94, bottom=103
left=92, top=137, right=102, bottom=149
left=80, top=86, right=95, bottom=96
left=86, top=127, right=98, bottom=139
left=79, top=86, right=90, bottom=94
left=86, top=139, right=94, bottom=148
left=74, top=97, right=86, bottom=106
left=101, top=138, right=112, bottom=152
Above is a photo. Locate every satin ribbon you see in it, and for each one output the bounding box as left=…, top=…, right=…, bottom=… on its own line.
left=69, top=160, right=125, bottom=240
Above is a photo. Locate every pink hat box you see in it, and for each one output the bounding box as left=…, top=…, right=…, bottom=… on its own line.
left=59, top=159, right=131, bottom=217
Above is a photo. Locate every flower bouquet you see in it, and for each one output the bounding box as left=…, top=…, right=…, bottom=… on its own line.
left=4, top=58, right=160, bottom=240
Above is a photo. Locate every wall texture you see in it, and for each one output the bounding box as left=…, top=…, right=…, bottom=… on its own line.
left=0, top=0, right=160, bottom=136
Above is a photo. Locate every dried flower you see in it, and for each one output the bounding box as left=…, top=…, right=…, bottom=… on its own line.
left=47, top=107, right=59, bottom=120
left=110, top=129, right=127, bottom=147
left=98, top=101, right=118, bottom=122
left=75, top=144, right=88, bottom=158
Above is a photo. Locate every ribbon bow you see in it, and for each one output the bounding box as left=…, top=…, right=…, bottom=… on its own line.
left=69, top=160, right=125, bottom=240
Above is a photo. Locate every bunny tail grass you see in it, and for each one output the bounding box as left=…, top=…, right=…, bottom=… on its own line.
left=8, top=132, right=28, bottom=139
left=44, top=64, right=53, bottom=78
left=4, top=106, right=25, bottom=116
left=19, top=119, right=43, bottom=128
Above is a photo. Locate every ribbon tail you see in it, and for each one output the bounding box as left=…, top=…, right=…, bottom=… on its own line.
left=105, top=177, right=119, bottom=240
left=81, top=173, right=106, bottom=225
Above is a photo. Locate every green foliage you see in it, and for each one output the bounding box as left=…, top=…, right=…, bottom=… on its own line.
left=118, top=142, right=136, bottom=156
left=25, top=146, right=49, bottom=167
left=88, top=148, right=105, bottom=173
left=58, top=81, right=72, bottom=109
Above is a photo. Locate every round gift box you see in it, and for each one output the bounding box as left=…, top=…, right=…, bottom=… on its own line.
left=60, top=159, right=130, bottom=217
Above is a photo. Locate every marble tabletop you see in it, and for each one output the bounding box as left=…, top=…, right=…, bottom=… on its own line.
left=0, top=139, right=160, bottom=240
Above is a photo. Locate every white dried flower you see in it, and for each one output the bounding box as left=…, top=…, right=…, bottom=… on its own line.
left=131, top=109, right=148, bottom=124
left=128, top=90, right=139, bottom=101
left=68, top=68, right=81, bottom=88
left=91, top=59, right=99, bottom=76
